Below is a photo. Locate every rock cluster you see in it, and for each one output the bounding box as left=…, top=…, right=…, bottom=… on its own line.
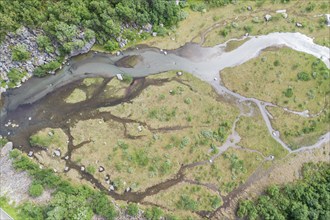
left=0, top=27, right=58, bottom=92
left=0, top=26, right=95, bottom=95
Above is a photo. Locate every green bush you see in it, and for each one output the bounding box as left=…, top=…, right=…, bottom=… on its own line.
left=127, top=203, right=139, bottom=216
left=283, top=87, right=293, bottom=98
left=176, top=194, right=197, bottom=211
left=104, top=40, right=119, bottom=51
left=33, top=61, right=61, bottom=77
left=86, top=165, right=96, bottom=174
left=7, top=68, right=26, bottom=88
left=29, top=183, right=44, bottom=197
left=144, top=207, right=163, bottom=220
left=297, top=72, right=310, bottom=81
left=122, top=74, right=133, bottom=84
left=11, top=44, right=30, bottom=61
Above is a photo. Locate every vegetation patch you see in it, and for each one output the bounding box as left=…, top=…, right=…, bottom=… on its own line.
left=145, top=182, right=221, bottom=218
left=237, top=162, right=330, bottom=220
left=236, top=108, right=288, bottom=159
left=268, top=106, right=330, bottom=149
left=221, top=47, right=329, bottom=114
left=186, top=147, right=264, bottom=196
left=64, top=88, right=87, bottom=103
left=224, top=38, right=250, bottom=52
left=29, top=128, right=68, bottom=152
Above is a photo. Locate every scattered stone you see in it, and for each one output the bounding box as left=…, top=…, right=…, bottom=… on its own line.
left=98, top=166, right=105, bottom=172
left=163, top=51, right=167, bottom=55
left=325, top=14, right=330, bottom=26
left=64, top=155, right=69, bottom=160
left=152, top=32, right=157, bottom=37
left=116, top=51, right=121, bottom=56
left=282, top=13, right=288, bottom=19
left=125, top=187, right=131, bottom=192
left=28, top=117, right=32, bottom=121
left=109, top=185, right=115, bottom=191
left=53, top=149, right=61, bottom=157
left=269, top=155, right=275, bottom=160
left=28, top=151, right=33, bottom=157
left=214, top=77, right=217, bottom=81
left=209, top=159, right=213, bottom=163
left=247, top=6, right=252, bottom=11
left=176, top=71, right=183, bottom=76
left=296, top=22, right=303, bottom=27
left=64, top=167, right=69, bottom=172
left=53, top=168, right=57, bottom=173
left=48, top=131, right=54, bottom=137
left=137, top=125, right=143, bottom=132
left=105, top=174, right=110, bottom=181
left=116, top=74, right=123, bottom=81
left=264, top=14, right=272, bottom=22
left=276, top=9, right=286, bottom=13
left=244, top=33, right=249, bottom=37
left=81, top=166, right=85, bottom=171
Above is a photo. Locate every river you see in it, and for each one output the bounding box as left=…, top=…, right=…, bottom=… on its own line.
left=1, top=32, right=330, bottom=154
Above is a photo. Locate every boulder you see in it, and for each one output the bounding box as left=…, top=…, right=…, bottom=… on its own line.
left=264, top=14, right=272, bottom=22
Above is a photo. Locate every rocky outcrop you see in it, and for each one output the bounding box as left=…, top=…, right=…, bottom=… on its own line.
left=70, top=37, right=96, bottom=57
left=0, top=27, right=58, bottom=92
left=0, top=27, right=95, bottom=95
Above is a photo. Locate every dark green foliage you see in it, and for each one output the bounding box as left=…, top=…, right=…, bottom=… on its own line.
left=90, top=192, right=117, bottom=220
left=274, top=60, right=280, bottom=66
left=37, top=35, right=54, bottom=53
left=29, top=183, right=44, bottom=197
left=127, top=203, right=139, bottom=216
left=122, top=74, right=133, bottom=84
left=0, top=137, right=8, bottom=148
left=206, top=0, right=231, bottom=7
left=11, top=44, right=30, bottom=61
left=190, top=2, right=207, bottom=12
left=7, top=68, right=26, bottom=88
left=0, top=0, right=182, bottom=49
left=144, top=206, right=163, bottom=220
left=283, top=87, right=293, bottom=98
left=297, top=71, right=311, bottom=81
left=237, top=162, right=330, bottom=220
left=33, top=61, right=61, bottom=77
left=104, top=40, right=119, bottom=52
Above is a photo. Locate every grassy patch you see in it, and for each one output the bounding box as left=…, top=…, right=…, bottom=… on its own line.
left=268, top=106, right=330, bottom=149
left=203, top=1, right=330, bottom=47
left=64, top=88, right=87, bottom=103
left=236, top=108, right=288, bottom=159
left=29, top=128, right=68, bottom=152
left=224, top=38, right=250, bottom=52
left=70, top=71, right=239, bottom=192
left=186, top=147, right=264, bottom=196
left=0, top=197, right=21, bottom=220
left=145, top=182, right=221, bottom=218
left=221, top=47, right=329, bottom=114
